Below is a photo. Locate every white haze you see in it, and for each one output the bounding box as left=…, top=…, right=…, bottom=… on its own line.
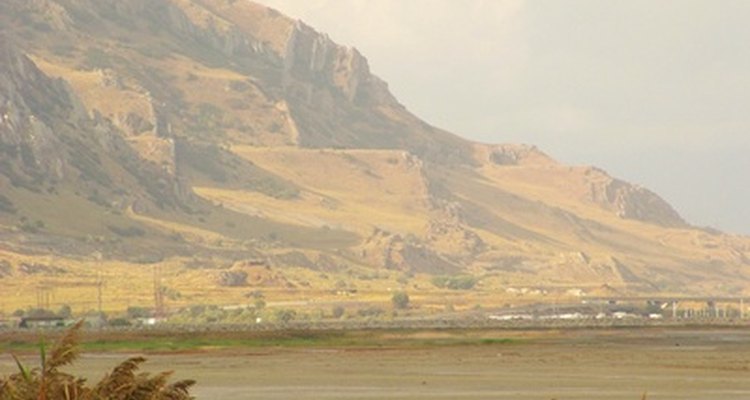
left=260, top=0, right=750, bottom=235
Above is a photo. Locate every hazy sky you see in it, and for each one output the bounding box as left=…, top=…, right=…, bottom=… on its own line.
left=260, top=0, right=750, bottom=235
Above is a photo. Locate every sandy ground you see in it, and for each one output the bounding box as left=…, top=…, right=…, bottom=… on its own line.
left=3, top=328, right=750, bottom=399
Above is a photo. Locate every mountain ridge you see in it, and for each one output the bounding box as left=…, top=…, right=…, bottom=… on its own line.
left=0, top=0, right=749, bottom=314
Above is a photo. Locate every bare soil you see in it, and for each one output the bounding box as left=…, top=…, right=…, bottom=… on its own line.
left=3, top=328, right=750, bottom=399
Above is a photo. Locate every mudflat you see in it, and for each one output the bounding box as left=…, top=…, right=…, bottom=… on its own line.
left=3, top=328, right=750, bottom=399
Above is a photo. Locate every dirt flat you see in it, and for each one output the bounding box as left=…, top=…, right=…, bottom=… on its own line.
left=3, top=328, right=750, bottom=399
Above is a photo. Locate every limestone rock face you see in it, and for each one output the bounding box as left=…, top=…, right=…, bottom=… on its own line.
left=0, top=37, right=187, bottom=210
left=484, top=144, right=556, bottom=166
left=283, top=22, right=378, bottom=104
left=0, top=36, right=78, bottom=182
left=603, top=179, right=686, bottom=227
left=359, top=228, right=460, bottom=274
left=584, top=168, right=686, bottom=228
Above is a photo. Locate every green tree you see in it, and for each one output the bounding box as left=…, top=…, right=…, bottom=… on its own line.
left=126, top=306, right=151, bottom=319
left=57, top=304, right=72, bottom=319
left=331, top=305, right=345, bottom=319
left=391, top=291, right=410, bottom=310
left=275, top=309, right=297, bottom=324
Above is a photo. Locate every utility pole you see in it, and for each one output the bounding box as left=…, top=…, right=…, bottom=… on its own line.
left=96, top=270, right=104, bottom=315
left=36, top=285, right=52, bottom=310
left=153, top=265, right=164, bottom=319
left=91, top=251, right=104, bottom=317
left=742, top=298, right=745, bottom=319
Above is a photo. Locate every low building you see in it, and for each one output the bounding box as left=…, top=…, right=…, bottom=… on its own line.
left=19, top=315, right=66, bottom=329
left=0, top=318, right=21, bottom=329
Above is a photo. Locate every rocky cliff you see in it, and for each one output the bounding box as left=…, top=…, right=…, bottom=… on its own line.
left=0, top=35, right=189, bottom=238
left=0, top=0, right=748, bottom=298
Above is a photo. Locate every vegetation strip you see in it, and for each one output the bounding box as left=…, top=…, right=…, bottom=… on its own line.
left=1, top=329, right=524, bottom=353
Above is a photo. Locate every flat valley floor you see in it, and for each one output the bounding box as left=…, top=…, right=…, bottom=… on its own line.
left=4, top=328, right=750, bottom=399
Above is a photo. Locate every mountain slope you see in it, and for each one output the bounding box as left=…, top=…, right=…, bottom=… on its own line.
left=0, top=0, right=749, bottom=314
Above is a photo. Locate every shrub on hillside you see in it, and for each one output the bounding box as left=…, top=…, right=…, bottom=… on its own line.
left=274, top=309, right=297, bottom=324
left=218, top=270, right=248, bottom=287
left=431, top=275, right=478, bottom=290
left=331, top=306, right=345, bottom=319
left=126, top=306, right=152, bottom=319
left=107, top=224, right=146, bottom=238
left=391, top=291, right=410, bottom=310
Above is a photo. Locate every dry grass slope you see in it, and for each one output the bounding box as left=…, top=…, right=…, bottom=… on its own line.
left=0, top=0, right=748, bottom=313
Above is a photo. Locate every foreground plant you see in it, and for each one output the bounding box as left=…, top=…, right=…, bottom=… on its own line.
left=0, top=321, right=195, bottom=400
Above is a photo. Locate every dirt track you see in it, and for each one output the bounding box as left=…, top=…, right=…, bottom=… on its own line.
left=3, top=328, right=750, bottom=399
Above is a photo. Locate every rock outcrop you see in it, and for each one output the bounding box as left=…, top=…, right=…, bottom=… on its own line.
left=584, top=167, right=686, bottom=227
left=0, top=35, right=84, bottom=184
left=0, top=36, right=188, bottom=210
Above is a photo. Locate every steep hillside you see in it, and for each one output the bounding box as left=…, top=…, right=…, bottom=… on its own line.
left=0, top=0, right=749, bottom=315
left=0, top=35, right=187, bottom=249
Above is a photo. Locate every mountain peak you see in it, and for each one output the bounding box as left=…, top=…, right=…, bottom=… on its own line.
left=0, top=0, right=748, bottom=302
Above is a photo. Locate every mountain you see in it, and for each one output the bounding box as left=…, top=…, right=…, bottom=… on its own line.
left=0, top=0, right=749, bottom=313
